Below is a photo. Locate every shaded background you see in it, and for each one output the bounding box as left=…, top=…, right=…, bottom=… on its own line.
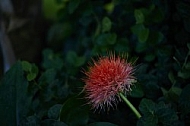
left=0, top=0, right=190, bottom=126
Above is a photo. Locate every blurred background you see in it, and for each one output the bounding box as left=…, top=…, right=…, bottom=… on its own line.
left=0, top=0, right=190, bottom=125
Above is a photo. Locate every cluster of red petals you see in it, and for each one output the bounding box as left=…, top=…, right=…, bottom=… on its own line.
left=83, top=54, right=136, bottom=110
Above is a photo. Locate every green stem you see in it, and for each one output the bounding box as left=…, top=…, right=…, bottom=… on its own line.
left=119, top=92, right=141, bottom=119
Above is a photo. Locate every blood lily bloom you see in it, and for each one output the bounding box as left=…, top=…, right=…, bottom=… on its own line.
left=83, top=53, right=141, bottom=118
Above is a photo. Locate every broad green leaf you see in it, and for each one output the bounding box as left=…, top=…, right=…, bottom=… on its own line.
left=139, top=98, right=156, bottom=116
left=59, top=96, right=89, bottom=126
left=156, top=102, right=178, bottom=125
left=139, top=99, right=178, bottom=125
left=134, top=9, right=145, bottom=24
left=0, top=61, right=31, bottom=125
left=102, top=17, right=112, bottom=32
left=88, top=122, right=118, bottom=126
left=168, top=87, right=182, bottom=102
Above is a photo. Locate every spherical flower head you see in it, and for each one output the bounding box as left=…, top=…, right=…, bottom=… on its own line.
left=83, top=53, right=136, bottom=111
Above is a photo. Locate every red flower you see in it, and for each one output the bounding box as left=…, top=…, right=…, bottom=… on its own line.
left=83, top=53, right=136, bottom=110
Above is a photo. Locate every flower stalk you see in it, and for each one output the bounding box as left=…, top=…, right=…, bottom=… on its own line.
left=119, top=92, right=141, bottom=119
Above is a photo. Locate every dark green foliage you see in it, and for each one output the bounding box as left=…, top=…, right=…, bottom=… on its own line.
left=59, top=96, right=89, bottom=126
left=0, top=62, right=31, bottom=125
left=0, top=0, right=190, bottom=125
left=138, top=99, right=178, bottom=126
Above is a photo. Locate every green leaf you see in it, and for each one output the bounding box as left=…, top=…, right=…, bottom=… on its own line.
left=107, top=33, right=117, bottom=44
left=138, top=99, right=158, bottom=126
left=161, top=86, right=182, bottom=102
left=131, top=24, right=149, bottom=43
left=130, top=83, right=144, bottom=98
left=178, top=69, right=190, bottom=79
left=48, top=104, right=62, bottom=119
left=22, top=61, right=32, bottom=71
left=137, top=116, right=158, bottom=126
left=42, top=0, right=64, bottom=20
left=47, top=23, right=72, bottom=43
left=87, top=122, right=118, bottom=126
left=134, top=9, right=145, bottom=24
left=139, top=98, right=156, bottom=116
left=139, top=99, right=178, bottom=125
left=59, top=96, right=89, bottom=126
left=68, top=0, right=81, bottom=14
left=0, top=61, right=31, bottom=125
left=39, top=68, right=57, bottom=85
left=168, top=71, right=176, bottom=84
left=156, top=102, right=178, bottom=125
left=21, top=61, right=39, bottom=81
left=135, top=42, right=147, bottom=53
left=147, top=31, right=164, bottom=44
left=144, top=53, right=155, bottom=62
left=102, top=17, right=112, bottom=32
left=139, top=28, right=149, bottom=43
left=168, top=87, right=182, bottom=102
left=104, top=2, right=115, bottom=13
left=42, top=49, right=64, bottom=70
left=66, top=51, right=86, bottom=67
left=96, top=33, right=117, bottom=45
